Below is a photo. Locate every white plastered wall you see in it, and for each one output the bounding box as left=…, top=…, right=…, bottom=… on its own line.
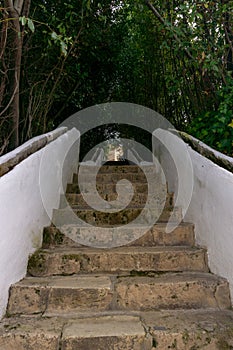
left=184, top=148, right=233, bottom=301
left=153, top=130, right=233, bottom=303
left=0, top=128, right=80, bottom=318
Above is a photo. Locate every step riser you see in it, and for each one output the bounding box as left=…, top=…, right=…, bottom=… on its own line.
left=42, top=223, right=195, bottom=249
left=62, top=335, right=152, bottom=350
left=66, top=183, right=165, bottom=195
left=7, top=275, right=230, bottom=315
left=144, top=310, right=233, bottom=350
left=130, top=224, right=194, bottom=247
left=73, top=172, right=154, bottom=184
left=27, top=250, right=207, bottom=277
left=79, top=165, right=156, bottom=174
left=1, top=312, right=233, bottom=350
left=0, top=316, right=152, bottom=350
left=151, top=332, right=225, bottom=350
left=0, top=334, right=60, bottom=350
left=116, top=277, right=231, bottom=311
left=52, top=207, right=182, bottom=227
left=60, top=193, right=173, bottom=209
left=7, top=280, right=113, bottom=316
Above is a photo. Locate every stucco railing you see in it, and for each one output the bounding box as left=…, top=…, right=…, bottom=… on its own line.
left=178, top=131, right=233, bottom=173
left=0, top=128, right=68, bottom=177
left=0, top=127, right=80, bottom=319
left=152, top=129, right=233, bottom=304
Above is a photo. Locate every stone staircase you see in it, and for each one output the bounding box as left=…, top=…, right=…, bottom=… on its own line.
left=1, top=163, right=233, bottom=349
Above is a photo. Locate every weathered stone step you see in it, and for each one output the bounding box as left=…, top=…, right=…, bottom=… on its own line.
left=142, top=309, right=233, bottom=349
left=52, top=206, right=182, bottom=227
left=42, top=222, right=195, bottom=249
left=60, top=314, right=152, bottom=349
left=7, top=272, right=230, bottom=316
left=27, top=246, right=208, bottom=277
left=66, top=181, right=165, bottom=195
left=72, top=171, right=154, bottom=184
left=2, top=310, right=233, bottom=350
left=0, top=316, right=63, bottom=349
left=79, top=164, right=156, bottom=174
left=0, top=314, right=152, bottom=350
left=7, top=275, right=113, bottom=316
left=60, top=192, right=174, bottom=209
left=116, top=272, right=231, bottom=311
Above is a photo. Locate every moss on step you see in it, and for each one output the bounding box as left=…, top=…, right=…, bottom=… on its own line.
left=62, top=253, right=91, bottom=272
left=3, top=323, right=21, bottom=331
left=43, top=227, right=65, bottom=247
left=62, top=254, right=82, bottom=263
left=217, top=326, right=233, bottom=349
left=27, top=251, right=46, bottom=274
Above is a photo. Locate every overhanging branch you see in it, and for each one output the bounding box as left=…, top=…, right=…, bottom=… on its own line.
left=144, top=0, right=194, bottom=61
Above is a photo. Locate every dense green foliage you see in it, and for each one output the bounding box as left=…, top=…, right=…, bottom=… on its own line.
left=1, top=0, right=233, bottom=155
left=188, top=78, right=233, bottom=154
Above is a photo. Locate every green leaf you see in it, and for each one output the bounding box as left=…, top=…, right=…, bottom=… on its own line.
left=60, top=41, right=68, bottom=56
left=228, top=120, right=233, bottom=128
left=51, top=31, right=58, bottom=41
left=86, top=0, right=91, bottom=10
left=27, top=18, right=35, bottom=33
left=20, top=16, right=27, bottom=26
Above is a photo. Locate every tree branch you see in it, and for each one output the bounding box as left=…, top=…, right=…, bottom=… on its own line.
left=13, top=0, right=24, bottom=15
left=144, top=0, right=194, bottom=61
left=0, top=80, right=18, bottom=117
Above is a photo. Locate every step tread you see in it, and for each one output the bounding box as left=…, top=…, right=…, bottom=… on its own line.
left=115, top=272, right=231, bottom=310
left=9, top=271, right=230, bottom=312
left=67, top=205, right=176, bottom=211
left=12, top=275, right=112, bottom=288
left=42, top=222, right=195, bottom=248
left=142, top=309, right=233, bottom=349
left=117, top=271, right=225, bottom=283
left=40, top=245, right=203, bottom=253
left=65, top=181, right=165, bottom=195
left=1, top=310, right=233, bottom=350
left=79, top=164, right=155, bottom=173
left=27, top=246, right=208, bottom=277
left=45, top=221, right=194, bottom=230
left=52, top=206, right=183, bottom=227
left=0, top=314, right=150, bottom=350
left=12, top=271, right=224, bottom=288
left=62, top=314, right=145, bottom=337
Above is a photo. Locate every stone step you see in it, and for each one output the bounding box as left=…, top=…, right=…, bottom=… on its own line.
left=72, top=171, right=154, bottom=184
left=66, top=181, right=166, bottom=195
left=142, top=309, right=233, bottom=349
left=115, top=272, right=231, bottom=311
left=0, top=314, right=152, bottom=350
left=79, top=164, right=156, bottom=174
left=42, top=222, right=195, bottom=249
left=60, top=314, right=152, bottom=349
left=7, top=272, right=230, bottom=316
left=27, top=246, right=208, bottom=277
left=0, top=316, right=63, bottom=350
left=52, top=206, right=182, bottom=227
left=60, top=192, right=174, bottom=209
left=1, top=310, right=233, bottom=350
left=7, top=275, right=113, bottom=316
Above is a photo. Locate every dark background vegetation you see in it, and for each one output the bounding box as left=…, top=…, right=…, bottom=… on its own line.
left=1, top=0, right=233, bottom=156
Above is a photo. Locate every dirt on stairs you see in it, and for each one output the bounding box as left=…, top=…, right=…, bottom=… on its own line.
left=1, top=163, right=233, bottom=350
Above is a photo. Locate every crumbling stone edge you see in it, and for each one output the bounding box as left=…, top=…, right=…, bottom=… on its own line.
left=177, top=130, right=233, bottom=173
left=0, top=127, right=68, bottom=177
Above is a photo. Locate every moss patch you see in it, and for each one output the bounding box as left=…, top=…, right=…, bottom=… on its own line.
left=27, top=251, right=46, bottom=274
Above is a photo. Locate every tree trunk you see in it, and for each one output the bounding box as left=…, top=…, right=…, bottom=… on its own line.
left=5, top=0, right=31, bottom=150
